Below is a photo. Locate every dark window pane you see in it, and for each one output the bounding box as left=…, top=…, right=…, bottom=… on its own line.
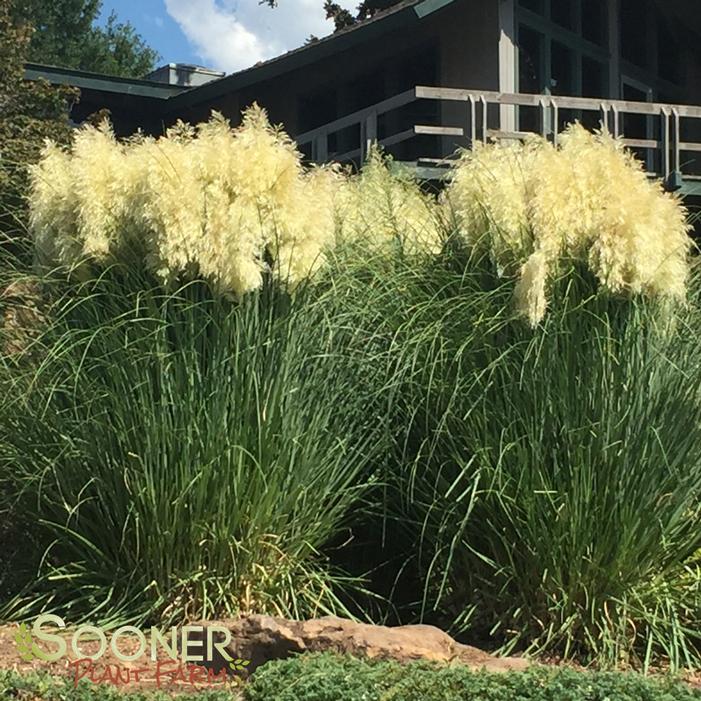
left=393, top=46, right=440, bottom=160
left=551, top=0, right=576, bottom=30
left=298, top=87, right=337, bottom=132
left=346, top=72, right=384, bottom=111
left=582, top=56, right=606, bottom=98
left=551, top=41, right=575, bottom=96
left=622, top=83, right=649, bottom=139
left=581, top=57, right=607, bottom=130
left=552, top=41, right=576, bottom=130
left=658, top=14, right=681, bottom=84
left=622, top=83, right=652, bottom=139
left=620, top=0, right=648, bottom=68
left=518, top=25, right=545, bottom=133
left=622, top=82, right=656, bottom=170
left=582, top=0, right=607, bottom=45
left=518, top=24, right=545, bottom=94
left=519, top=0, right=544, bottom=15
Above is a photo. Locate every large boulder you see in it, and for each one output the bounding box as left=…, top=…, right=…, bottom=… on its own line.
left=193, top=615, right=529, bottom=674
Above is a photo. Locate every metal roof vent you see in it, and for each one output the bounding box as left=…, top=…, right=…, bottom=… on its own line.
left=144, top=63, right=225, bottom=87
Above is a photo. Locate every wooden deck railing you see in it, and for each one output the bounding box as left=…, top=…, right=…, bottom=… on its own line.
left=295, top=85, right=701, bottom=189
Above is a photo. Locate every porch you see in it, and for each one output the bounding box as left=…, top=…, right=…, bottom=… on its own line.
left=295, top=85, right=701, bottom=196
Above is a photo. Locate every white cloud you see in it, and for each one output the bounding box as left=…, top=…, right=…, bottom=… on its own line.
left=164, top=0, right=355, bottom=73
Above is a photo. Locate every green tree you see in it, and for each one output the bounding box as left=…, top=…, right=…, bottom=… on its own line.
left=310, top=0, right=402, bottom=31
left=0, top=0, right=74, bottom=248
left=12, top=0, right=159, bottom=78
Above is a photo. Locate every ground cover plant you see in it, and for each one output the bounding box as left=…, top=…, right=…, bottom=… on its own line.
left=246, top=653, right=701, bottom=701
left=0, top=668, right=236, bottom=700
left=2, top=656, right=699, bottom=701
left=0, top=107, right=699, bottom=672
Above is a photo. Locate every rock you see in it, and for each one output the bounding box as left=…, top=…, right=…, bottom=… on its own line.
left=192, top=615, right=529, bottom=674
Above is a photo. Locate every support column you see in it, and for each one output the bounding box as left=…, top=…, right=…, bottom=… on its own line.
left=499, top=0, right=517, bottom=132
left=607, top=0, right=621, bottom=99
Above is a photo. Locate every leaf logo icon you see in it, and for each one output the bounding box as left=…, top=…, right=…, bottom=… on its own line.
left=14, top=624, right=34, bottom=662
left=229, top=658, right=250, bottom=672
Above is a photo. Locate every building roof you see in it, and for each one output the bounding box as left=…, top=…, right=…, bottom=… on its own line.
left=24, top=63, right=189, bottom=100
left=25, top=0, right=457, bottom=109
left=167, top=0, right=455, bottom=109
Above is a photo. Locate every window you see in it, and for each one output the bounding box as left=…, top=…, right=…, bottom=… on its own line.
left=516, top=0, right=613, bottom=108
left=551, top=0, right=576, bottom=31
left=346, top=72, right=384, bottom=111
left=551, top=41, right=576, bottom=96
left=518, top=25, right=545, bottom=132
left=581, top=56, right=606, bottom=97
left=519, top=0, right=544, bottom=15
left=581, top=0, right=606, bottom=46
left=298, top=87, right=337, bottom=132
left=519, top=25, right=545, bottom=95
left=620, top=0, right=649, bottom=68
left=581, top=56, right=607, bottom=129
left=657, top=14, right=681, bottom=84
left=622, top=80, right=655, bottom=169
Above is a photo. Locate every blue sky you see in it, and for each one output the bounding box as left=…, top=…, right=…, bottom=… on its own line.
left=99, top=0, right=200, bottom=66
left=97, top=0, right=356, bottom=75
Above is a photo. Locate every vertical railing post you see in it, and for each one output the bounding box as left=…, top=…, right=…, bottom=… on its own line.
left=480, top=96, right=488, bottom=143
left=313, top=134, right=328, bottom=164
left=539, top=97, right=550, bottom=138
left=611, top=105, right=620, bottom=137
left=673, top=108, right=681, bottom=174
left=665, top=107, right=683, bottom=191
left=361, top=111, right=378, bottom=162
left=661, top=108, right=670, bottom=179
left=600, top=102, right=610, bottom=134
left=467, top=95, right=477, bottom=149
left=552, top=100, right=559, bottom=145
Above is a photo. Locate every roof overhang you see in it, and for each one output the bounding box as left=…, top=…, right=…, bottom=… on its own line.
left=24, top=63, right=188, bottom=100
left=166, top=0, right=458, bottom=111
left=24, top=0, right=458, bottom=113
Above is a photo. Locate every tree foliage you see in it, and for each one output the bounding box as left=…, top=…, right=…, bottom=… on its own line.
left=270, top=0, right=402, bottom=32
left=11, top=0, right=159, bottom=77
left=0, top=0, right=74, bottom=248
left=323, top=0, right=402, bottom=31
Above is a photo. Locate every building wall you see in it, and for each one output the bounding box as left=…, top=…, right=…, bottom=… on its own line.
left=436, top=0, right=501, bottom=155
left=151, top=0, right=701, bottom=166
left=71, top=92, right=170, bottom=137
left=510, top=0, right=701, bottom=106
left=167, top=0, right=500, bottom=161
left=617, top=0, right=701, bottom=106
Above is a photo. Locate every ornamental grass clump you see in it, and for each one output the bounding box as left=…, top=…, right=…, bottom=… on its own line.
left=29, top=106, right=340, bottom=296
left=340, top=242, right=701, bottom=669
left=447, top=124, right=691, bottom=324
left=10, top=107, right=701, bottom=670
left=336, top=149, right=443, bottom=255
left=323, top=129, right=700, bottom=667
left=0, top=269, right=387, bottom=626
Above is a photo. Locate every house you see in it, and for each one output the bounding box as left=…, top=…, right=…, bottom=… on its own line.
left=24, top=0, right=701, bottom=191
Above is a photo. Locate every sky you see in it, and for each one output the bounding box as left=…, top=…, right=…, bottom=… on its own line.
left=98, top=0, right=357, bottom=75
